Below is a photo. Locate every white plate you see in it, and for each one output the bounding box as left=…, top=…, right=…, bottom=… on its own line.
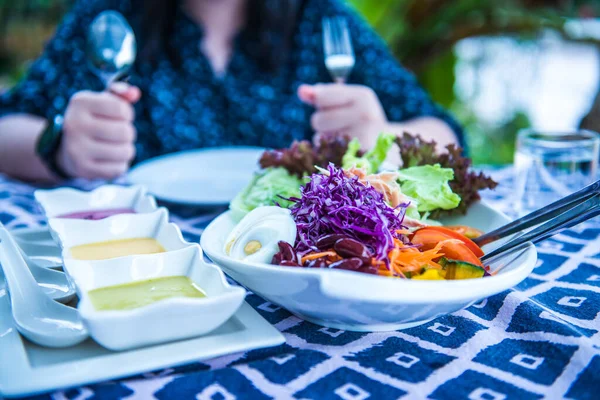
left=0, top=227, right=285, bottom=398
left=127, top=147, right=265, bottom=206
left=201, top=202, right=538, bottom=332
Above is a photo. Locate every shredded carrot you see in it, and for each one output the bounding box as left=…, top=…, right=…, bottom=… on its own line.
left=377, top=238, right=447, bottom=277
left=301, top=237, right=476, bottom=281
left=301, top=251, right=338, bottom=264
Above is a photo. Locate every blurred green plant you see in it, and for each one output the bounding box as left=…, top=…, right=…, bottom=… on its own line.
left=349, top=0, right=600, bottom=164
left=0, top=0, right=73, bottom=81
left=350, top=0, right=599, bottom=72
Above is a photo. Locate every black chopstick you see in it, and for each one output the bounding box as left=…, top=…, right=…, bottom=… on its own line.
left=474, top=179, right=600, bottom=247
left=480, top=193, right=600, bottom=263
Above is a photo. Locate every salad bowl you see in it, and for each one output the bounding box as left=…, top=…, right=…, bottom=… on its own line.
left=201, top=202, right=537, bottom=332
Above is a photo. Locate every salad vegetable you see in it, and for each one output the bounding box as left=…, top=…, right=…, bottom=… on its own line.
left=259, top=135, right=354, bottom=177
left=411, top=229, right=483, bottom=266
left=263, top=164, right=487, bottom=280
left=396, top=164, right=460, bottom=212
left=414, top=226, right=484, bottom=257
left=444, top=225, right=485, bottom=239
left=396, top=133, right=497, bottom=218
left=342, top=167, right=421, bottom=224
left=289, top=164, right=409, bottom=263
left=342, top=132, right=396, bottom=174
left=383, top=238, right=447, bottom=277
left=439, top=258, right=487, bottom=279
left=232, top=131, right=497, bottom=240
left=230, top=167, right=303, bottom=220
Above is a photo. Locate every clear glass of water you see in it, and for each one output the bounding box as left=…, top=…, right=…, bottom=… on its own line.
left=514, top=129, right=600, bottom=216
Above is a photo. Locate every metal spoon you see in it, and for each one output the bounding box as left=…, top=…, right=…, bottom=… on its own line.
left=87, top=10, right=137, bottom=87
left=0, top=224, right=88, bottom=348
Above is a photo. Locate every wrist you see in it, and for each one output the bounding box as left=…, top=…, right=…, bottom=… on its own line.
left=55, top=144, right=75, bottom=179
left=35, top=114, right=71, bottom=180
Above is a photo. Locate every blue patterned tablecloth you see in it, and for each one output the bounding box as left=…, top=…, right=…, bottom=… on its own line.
left=1, top=168, right=599, bottom=400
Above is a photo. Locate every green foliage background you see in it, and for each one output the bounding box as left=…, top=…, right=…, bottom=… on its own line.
left=1, top=0, right=599, bottom=164
left=348, top=0, right=599, bottom=164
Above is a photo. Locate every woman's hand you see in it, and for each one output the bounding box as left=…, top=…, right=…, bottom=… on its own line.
left=298, top=83, right=388, bottom=147
left=56, top=82, right=141, bottom=179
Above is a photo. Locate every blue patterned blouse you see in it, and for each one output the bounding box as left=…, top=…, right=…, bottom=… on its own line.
left=0, top=0, right=464, bottom=163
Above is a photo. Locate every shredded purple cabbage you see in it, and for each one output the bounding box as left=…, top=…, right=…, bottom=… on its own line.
left=289, top=164, right=409, bottom=262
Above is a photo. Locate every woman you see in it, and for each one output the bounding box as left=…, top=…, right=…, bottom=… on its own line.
left=0, top=0, right=462, bottom=181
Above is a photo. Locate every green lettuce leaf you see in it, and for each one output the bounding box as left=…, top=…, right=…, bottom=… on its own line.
left=397, top=164, right=461, bottom=212
left=230, top=167, right=303, bottom=220
left=396, top=133, right=497, bottom=217
left=341, top=138, right=370, bottom=171
left=365, top=132, right=396, bottom=172
left=342, top=132, right=396, bottom=173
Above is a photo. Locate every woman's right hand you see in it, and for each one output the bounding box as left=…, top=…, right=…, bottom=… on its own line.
left=56, top=82, right=141, bottom=179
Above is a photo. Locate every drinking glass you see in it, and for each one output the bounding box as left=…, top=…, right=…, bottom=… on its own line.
left=513, top=129, right=600, bottom=216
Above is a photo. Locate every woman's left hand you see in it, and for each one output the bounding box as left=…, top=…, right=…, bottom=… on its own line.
left=298, top=83, right=388, bottom=145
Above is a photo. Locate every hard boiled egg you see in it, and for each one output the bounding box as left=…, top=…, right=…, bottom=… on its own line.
left=224, top=206, right=296, bottom=264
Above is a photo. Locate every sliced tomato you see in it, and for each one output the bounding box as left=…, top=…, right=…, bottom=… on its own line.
left=411, top=229, right=483, bottom=266
left=413, top=226, right=484, bottom=257
left=444, top=225, right=484, bottom=240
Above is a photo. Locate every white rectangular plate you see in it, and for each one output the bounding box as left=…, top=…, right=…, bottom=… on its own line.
left=0, top=228, right=285, bottom=398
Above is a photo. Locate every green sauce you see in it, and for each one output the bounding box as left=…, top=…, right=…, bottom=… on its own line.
left=88, top=276, right=206, bottom=311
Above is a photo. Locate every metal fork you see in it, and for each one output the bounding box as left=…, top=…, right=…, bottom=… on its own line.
left=322, top=16, right=355, bottom=83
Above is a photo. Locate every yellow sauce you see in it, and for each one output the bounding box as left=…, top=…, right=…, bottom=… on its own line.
left=88, top=276, right=206, bottom=311
left=70, top=237, right=165, bottom=260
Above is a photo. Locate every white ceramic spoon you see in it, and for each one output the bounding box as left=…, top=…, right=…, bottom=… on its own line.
left=16, top=241, right=62, bottom=268
left=13, top=227, right=63, bottom=268
left=7, top=226, right=74, bottom=301
left=0, top=224, right=89, bottom=348
left=20, top=247, right=76, bottom=304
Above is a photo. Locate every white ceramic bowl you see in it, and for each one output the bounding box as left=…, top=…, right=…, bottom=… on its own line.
left=201, top=202, right=537, bottom=332
left=34, top=185, right=157, bottom=218
left=65, top=246, right=246, bottom=350
left=48, top=209, right=191, bottom=261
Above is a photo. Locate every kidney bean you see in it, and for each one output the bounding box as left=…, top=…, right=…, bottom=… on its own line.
left=280, top=260, right=302, bottom=268
left=316, top=234, right=348, bottom=250
left=357, top=266, right=378, bottom=275
left=334, top=238, right=372, bottom=262
left=277, top=241, right=297, bottom=262
left=271, top=252, right=283, bottom=265
left=306, top=258, right=328, bottom=269
left=330, top=257, right=363, bottom=271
